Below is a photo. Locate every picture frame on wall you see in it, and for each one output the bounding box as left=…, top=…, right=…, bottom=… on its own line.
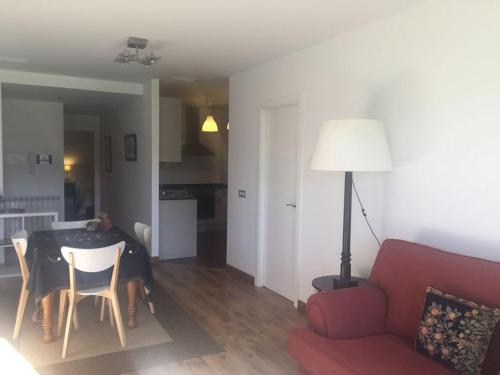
left=104, top=136, right=112, bottom=172
left=124, top=134, right=137, bottom=161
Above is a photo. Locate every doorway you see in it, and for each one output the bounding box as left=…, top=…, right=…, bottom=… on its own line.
left=258, top=102, right=300, bottom=302
left=64, top=130, right=95, bottom=220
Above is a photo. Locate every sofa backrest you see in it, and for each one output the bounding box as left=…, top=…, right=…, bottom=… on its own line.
left=369, top=239, right=500, bottom=374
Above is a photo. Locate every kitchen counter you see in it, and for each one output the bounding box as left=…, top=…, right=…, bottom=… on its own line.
left=159, top=195, right=196, bottom=201
left=159, top=199, right=197, bottom=260
left=160, top=183, right=227, bottom=190
left=159, top=183, right=227, bottom=219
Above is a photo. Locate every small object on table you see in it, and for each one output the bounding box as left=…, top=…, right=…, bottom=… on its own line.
left=98, top=212, right=113, bottom=231
left=312, top=275, right=369, bottom=292
left=86, top=220, right=99, bottom=231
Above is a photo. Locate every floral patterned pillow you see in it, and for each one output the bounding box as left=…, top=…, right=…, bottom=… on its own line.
left=415, top=287, right=500, bottom=375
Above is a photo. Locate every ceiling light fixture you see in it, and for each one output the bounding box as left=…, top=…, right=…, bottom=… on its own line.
left=202, top=115, right=218, bottom=132
left=113, top=37, right=161, bottom=67
left=202, top=101, right=219, bottom=132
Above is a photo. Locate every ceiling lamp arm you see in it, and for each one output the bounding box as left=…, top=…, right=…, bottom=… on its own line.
left=113, top=36, right=161, bottom=67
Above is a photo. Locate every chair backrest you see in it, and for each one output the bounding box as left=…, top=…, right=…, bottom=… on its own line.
left=61, top=241, right=125, bottom=273
left=52, top=219, right=99, bottom=230
left=11, top=230, right=29, bottom=283
left=369, top=239, right=500, bottom=374
left=61, top=241, right=125, bottom=293
left=11, top=230, right=28, bottom=256
left=134, top=222, right=151, bottom=248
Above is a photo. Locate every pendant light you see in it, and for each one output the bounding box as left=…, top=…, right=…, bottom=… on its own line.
left=202, top=115, right=218, bottom=132
left=202, top=100, right=219, bottom=132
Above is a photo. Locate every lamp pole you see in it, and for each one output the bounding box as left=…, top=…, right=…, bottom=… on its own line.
left=333, top=171, right=358, bottom=289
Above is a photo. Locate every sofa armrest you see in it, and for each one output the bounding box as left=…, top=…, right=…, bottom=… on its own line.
left=307, top=285, right=387, bottom=339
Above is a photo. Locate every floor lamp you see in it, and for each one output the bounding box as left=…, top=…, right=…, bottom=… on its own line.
left=310, top=119, right=392, bottom=289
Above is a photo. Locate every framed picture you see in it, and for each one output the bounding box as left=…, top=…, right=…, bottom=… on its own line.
left=124, top=134, right=137, bottom=161
left=104, top=136, right=112, bottom=172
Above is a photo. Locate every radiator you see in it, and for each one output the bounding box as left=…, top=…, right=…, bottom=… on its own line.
left=1, top=195, right=60, bottom=238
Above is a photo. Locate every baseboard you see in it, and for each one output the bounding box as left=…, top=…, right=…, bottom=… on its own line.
left=297, top=300, right=307, bottom=316
left=150, top=256, right=160, bottom=263
left=225, top=264, right=255, bottom=284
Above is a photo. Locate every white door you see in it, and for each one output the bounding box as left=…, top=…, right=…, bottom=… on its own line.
left=262, top=104, right=298, bottom=301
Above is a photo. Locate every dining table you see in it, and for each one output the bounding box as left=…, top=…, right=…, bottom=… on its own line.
left=25, top=226, right=154, bottom=343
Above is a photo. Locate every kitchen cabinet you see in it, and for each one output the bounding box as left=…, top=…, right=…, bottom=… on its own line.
left=159, top=97, right=182, bottom=162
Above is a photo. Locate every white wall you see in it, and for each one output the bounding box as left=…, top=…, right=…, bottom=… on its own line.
left=2, top=99, right=64, bottom=217
left=100, top=80, right=159, bottom=256
left=228, top=0, right=500, bottom=302
left=101, top=97, right=148, bottom=234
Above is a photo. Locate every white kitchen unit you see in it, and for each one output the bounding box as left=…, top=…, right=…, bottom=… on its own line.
left=159, top=199, right=197, bottom=260
left=159, top=97, right=182, bottom=162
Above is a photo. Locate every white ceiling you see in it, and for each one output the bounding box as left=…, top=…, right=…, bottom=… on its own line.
left=0, top=0, right=424, bottom=83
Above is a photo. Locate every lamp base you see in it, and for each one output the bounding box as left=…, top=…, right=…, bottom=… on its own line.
left=333, top=277, right=358, bottom=290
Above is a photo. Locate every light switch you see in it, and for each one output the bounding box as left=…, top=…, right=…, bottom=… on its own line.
left=238, top=190, right=246, bottom=198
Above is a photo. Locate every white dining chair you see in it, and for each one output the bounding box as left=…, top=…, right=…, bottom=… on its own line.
left=11, top=231, right=77, bottom=341
left=51, top=219, right=99, bottom=230
left=60, top=241, right=126, bottom=359
left=53, top=218, right=104, bottom=313
left=134, top=222, right=155, bottom=314
left=134, top=222, right=152, bottom=250
left=11, top=231, right=29, bottom=339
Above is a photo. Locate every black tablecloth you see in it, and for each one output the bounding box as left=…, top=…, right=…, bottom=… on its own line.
left=26, top=227, right=154, bottom=302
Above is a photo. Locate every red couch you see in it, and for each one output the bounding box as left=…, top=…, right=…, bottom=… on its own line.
left=288, top=239, right=500, bottom=375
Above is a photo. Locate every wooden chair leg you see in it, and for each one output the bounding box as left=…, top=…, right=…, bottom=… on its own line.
left=138, top=282, right=155, bottom=314
left=62, top=297, right=75, bottom=359
left=148, top=302, right=156, bottom=314
left=108, top=298, right=114, bottom=327
left=100, top=295, right=106, bottom=322
left=72, top=305, right=79, bottom=330
left=12, top=287, right=29, bottom=339
left=94, top=296, right=99, bottom=306
left=57, top=290, right=67, bottom=337
left=138, top=283, right=146, bottom=301
left=110, top=293, right=126, bottom=347
left=147, top=287, right=156, bottom=315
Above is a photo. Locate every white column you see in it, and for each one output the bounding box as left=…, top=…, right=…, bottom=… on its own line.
left=0, top=81, right=4, bottom=265
left=146, top=79, right=160, bottom=258
left=0, top=80, right=3, bottom=195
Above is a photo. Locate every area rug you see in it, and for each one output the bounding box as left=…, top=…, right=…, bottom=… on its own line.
left=19, top=291, right=172, bottom=367
left=0, top=280, right=221, bottom=375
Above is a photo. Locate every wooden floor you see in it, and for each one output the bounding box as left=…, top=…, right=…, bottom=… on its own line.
left=128, top=261, right=306, bottom=375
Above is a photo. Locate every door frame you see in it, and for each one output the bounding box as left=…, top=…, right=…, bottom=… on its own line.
left=256, top=93, right=304, bottom=307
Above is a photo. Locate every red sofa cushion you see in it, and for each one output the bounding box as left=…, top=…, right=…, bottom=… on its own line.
left=288, top=328, right=457, bottom=375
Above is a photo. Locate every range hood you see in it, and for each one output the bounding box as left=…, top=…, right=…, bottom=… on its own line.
left=182, top=106, right=214, bottom=156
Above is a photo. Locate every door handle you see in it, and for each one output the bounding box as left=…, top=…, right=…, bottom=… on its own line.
left=286, top=202, right=297, bottom=208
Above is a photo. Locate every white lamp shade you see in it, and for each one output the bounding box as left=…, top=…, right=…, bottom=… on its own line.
left=310, top=119, right=392, bottom=172
left=202, top=115, right=218, bottom=132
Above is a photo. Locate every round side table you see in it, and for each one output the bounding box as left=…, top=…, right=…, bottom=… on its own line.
left=312, top=275, right=369, bottom=292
